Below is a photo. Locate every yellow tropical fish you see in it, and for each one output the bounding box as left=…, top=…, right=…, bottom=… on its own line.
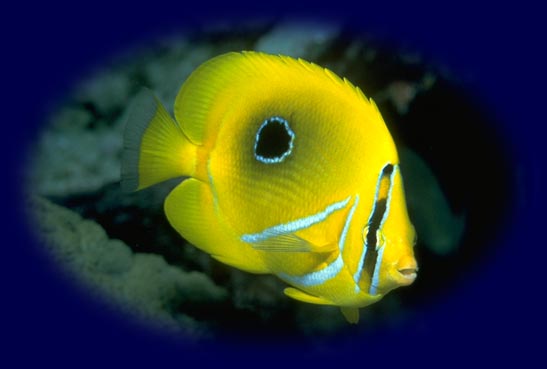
left=122, top=51, right=418, bottom=324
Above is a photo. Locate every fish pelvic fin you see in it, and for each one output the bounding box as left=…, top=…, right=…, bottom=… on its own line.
left=340, top=307, right=360, bottom=324
left=121, top=88, right=196, bottom=192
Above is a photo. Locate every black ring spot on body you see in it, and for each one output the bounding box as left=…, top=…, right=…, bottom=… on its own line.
left=254, top=116, right=295, bottom=164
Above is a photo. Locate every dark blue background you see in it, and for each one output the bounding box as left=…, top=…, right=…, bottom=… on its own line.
left=4, top=1, right=544, bottom=367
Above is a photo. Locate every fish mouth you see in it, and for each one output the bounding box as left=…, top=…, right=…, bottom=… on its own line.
left=397, top=267, right=418, bottom=285
left=373, top=267, right=418, bottom=295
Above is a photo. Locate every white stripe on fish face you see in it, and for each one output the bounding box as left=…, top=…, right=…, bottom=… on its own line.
left=353, top=164, right=398, bottom=295
left=380, top=165, right=397, bottom=230
left=353, top=242, right=368, bottom=293
left=241, top=195, right=351, bottom=243
left=368, top=165, right=397, bottom=294
left=353, top=165, right=389, bottom=288
left=339, top=195, right=359, bottom=253
left=369, top=245, right=385, bottom=295
left=278, top=195, right=360, bottom=287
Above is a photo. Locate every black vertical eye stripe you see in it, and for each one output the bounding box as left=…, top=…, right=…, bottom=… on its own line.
left=363, top=164, right=394, bottom=284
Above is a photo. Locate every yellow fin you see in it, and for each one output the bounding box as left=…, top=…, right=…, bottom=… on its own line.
left=340, top=307, right=360, bottom=324
left=164, top=178, right=269, bottom=274
left=173, top=51, right=367, bottom=145
left=250, top=234, right=312, bottom=252
left=121, top=89, right=196, bottom=191
left=283, top=287, right=333, bottom=305
left=211, top=254, right=268, bottom=274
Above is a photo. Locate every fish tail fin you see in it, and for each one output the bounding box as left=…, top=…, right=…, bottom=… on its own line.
left=121, top=89, right=196, bottom=192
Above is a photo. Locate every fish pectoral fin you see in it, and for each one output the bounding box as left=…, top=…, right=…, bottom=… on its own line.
left=248, top=233, right=338, bottom=253
left=249, top=233, right=311, bottom=252
left=283, top=287, right=333, bottom=305
left=340, top=307, right=360, bottom=324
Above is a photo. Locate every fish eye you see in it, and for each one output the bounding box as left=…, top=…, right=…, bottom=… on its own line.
left=254, top=116, right=295, bottom=164
left=377, top=231, right=386, bottom=249
left=362, top=225, right=370, bottom=243
left=362, top=225, right=385, bottom=250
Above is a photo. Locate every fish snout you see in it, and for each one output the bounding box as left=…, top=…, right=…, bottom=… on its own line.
left=395, top=255, right=418, bottom=286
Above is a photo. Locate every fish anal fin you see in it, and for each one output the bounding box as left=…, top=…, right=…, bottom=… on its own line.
left=165, top=178, right=269, bottom=274
left=164, top=178, right=216, bottom=254
left=283, top=287, right=333, bottom=306
left=210, top=253, right=269, bottom=275
left=340, top=307, right=360, bottom=324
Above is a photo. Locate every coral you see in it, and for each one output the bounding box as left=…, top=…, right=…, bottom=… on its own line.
left=75, top=69, right=132, bottom=118
left=27, top=196, right=227, bottom=338
left=255, top=19, right=340, bottom=59
left=28, top=126, right=123, bottom=196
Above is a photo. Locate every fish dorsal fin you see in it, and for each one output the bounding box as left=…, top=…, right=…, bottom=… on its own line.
left=249, top=233, right=338, bottom=253
left=174, top=51, right=369, bottom=145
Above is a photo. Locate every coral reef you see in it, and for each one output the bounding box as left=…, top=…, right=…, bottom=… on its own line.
left=28, top=195, right=227, bottom=338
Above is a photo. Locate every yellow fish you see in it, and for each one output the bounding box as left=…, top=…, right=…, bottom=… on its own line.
left=122, top=51, right=418, bottom=324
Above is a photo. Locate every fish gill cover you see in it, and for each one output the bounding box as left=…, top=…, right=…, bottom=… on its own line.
left=7, top=7, right=541, bottom=368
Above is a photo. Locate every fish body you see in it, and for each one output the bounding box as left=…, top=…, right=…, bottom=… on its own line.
left=122, top=51, right=417, bottom=323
